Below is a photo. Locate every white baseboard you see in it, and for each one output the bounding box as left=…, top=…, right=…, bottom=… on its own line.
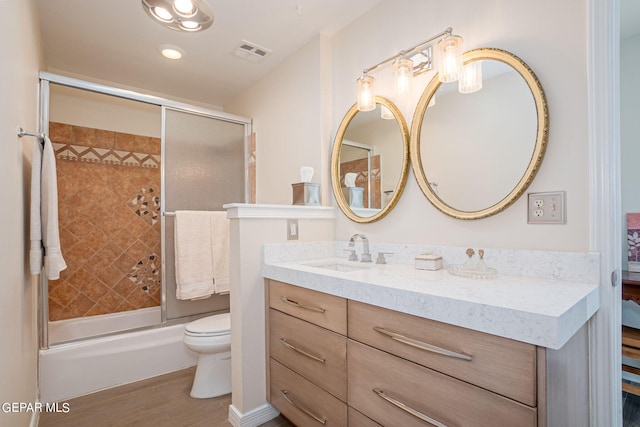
left=228, top=403, right=279, bottom=427
left=30, top=411, right=39, bottom=427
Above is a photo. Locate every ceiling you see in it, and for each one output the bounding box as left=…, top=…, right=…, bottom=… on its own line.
left=35, top=0, right=640, bottom=109
left=35, top=0, right=382, bottom=108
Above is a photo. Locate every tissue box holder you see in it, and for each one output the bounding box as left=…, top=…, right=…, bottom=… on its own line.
left=415, top=253, right=442, bottom=271
left=292, top=182, right=320, bottom=206
left=349, top=187, right=364, bottom=208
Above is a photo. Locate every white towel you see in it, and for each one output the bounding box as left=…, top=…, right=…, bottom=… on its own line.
left=30, top=137, right=67, bottom=279
left=174, top=211, right=215, bottom=300
left=30, top=139, right=43, bottom=275
left=210, top=212, right=230, bottom=294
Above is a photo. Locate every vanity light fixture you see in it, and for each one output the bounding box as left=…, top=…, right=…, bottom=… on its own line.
left=437, top=34, right=463, bottom=83
left=380, top=105, right=394, bottom=119
left=458, top=61, right=483, bottom=94
left=356, top=27, right=465, bottom=112
left=356, top=75, right=376, bottom=111
left=141, top=0, right=213, bottom=32
left=393, top=58, right=414, bottom=98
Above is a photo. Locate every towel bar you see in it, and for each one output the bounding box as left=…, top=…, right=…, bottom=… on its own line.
left=17, top=127, right=45, bottom=141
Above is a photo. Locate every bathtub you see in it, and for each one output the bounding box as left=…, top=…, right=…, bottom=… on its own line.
left=48, top=307, right=162, bottom=344
left=39, top=319, right=198, bottom=402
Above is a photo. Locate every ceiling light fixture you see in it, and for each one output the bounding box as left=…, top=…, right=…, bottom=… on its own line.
left=356, top=27, right=472, bottom=111
left=160, top=45, right=185, bottom=59
left=142, top=0, right=213, bottom=32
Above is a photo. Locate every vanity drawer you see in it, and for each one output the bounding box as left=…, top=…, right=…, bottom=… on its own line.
left=269, top=280, right=347, bottom=335
left=348, top=300, right=537, bottom=406
left=348, top=340, right=536, bottom=427
left=269, top=308, right=347, bottom=400
left=349, top=407, right=382, bottom=427
left=270, top=358, right=347, bottom=427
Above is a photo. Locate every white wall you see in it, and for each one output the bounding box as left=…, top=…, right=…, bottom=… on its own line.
left=49, top=85, right=162, bottom=138
left=0, top=0, right=42, bottom=426
left=621, top=33, right=640, bottom=271
left=225, top=35, right=333, bottom=207
left=331, top=0, right=589, bottom=251
left=226, top=207, right=335, bottom=422
left=227, top=0, right=589, bottom=252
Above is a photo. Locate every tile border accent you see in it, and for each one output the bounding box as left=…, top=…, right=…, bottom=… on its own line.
left=53, top=142, right=160, bottom=169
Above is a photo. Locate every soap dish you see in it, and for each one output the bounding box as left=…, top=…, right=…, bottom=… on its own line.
left=446, top=264, right=498, bottom=279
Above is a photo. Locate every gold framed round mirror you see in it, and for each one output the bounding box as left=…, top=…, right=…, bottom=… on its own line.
left=410, top=48, right=549, bottom=220
left=331, top=96, right=410, bottom=223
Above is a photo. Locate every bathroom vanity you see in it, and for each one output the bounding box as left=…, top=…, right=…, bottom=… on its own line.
left=262, top=245, right=599, bottom=426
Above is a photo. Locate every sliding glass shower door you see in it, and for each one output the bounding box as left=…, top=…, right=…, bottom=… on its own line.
left=162, top=107, right=247, bottom=321
left=39, top=73, right=251, bottom=348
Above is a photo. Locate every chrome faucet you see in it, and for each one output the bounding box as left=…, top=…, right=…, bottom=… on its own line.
left=348, top=234, right=372, bottom=263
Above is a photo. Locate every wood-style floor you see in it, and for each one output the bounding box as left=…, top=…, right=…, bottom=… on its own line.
left=38, top=367, right=294, bottom=427
left=625, top=381, right=640, bottom=426
left=40, top=368, right=640, bottom=426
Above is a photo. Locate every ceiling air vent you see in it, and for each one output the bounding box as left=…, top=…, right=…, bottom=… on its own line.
left=234, top=40, right=271, bottom=63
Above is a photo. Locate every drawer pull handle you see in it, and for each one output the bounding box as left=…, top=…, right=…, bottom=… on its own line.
left=281, top=389, right=327, bottom=425
left=280, top=296, right=326, bottom=313
left=280, top=338, right=326, bottom=364
left=373, top=326, right=472, bottom=361
left=373, top=388, right=448, bottom=427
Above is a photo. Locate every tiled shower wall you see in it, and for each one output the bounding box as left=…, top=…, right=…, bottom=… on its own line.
left=339, top=155, right=381, bottom=209
left=47, top=122, right=162, bottom=321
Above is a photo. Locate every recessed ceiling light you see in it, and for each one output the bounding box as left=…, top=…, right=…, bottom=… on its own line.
left=160, top=45, right=184, bottom=60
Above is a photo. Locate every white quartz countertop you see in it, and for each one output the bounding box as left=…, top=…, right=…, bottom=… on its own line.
left=263, top=257, right=600, bottom=350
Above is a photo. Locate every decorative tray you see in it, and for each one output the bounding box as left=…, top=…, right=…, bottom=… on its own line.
left=446, top=264, right=498, bottom=279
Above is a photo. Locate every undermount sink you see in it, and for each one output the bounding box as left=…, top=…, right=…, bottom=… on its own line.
left=303, top=261, right=372, bottom=272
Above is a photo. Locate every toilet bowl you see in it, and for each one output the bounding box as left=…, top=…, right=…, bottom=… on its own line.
left=183, top=312, right=231, bottom=398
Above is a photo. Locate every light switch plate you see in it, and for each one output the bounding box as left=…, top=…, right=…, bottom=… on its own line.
left=287, top=219, right=299, bottom=240
left=527, top=191, right=566, bottom=224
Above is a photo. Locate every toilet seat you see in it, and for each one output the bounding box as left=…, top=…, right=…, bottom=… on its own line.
left=185, top=313, right=230, bottom=337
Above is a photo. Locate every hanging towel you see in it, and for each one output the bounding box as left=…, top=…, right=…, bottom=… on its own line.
left=174, top=211, right=215, bottom=300
left=30, top=137, right=67, bottom=279
left=210, top=211, right=230, bottom=295
left=29, top=139, right=43, bottom=275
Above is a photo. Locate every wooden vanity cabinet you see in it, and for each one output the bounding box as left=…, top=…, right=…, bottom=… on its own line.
left=266, top=279, right=545, bottom=427
left=348, top=300, right=538, bottom=406
left=266, top=280, right=349, bottom=426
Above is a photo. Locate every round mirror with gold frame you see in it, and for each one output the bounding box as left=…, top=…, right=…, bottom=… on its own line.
left=331, top=96, right=410, bottom=223
left=410, top=48, right=549, bottom=220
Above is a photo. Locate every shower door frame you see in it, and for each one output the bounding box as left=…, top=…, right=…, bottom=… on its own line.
left=37, top=72, right=252, bottom=349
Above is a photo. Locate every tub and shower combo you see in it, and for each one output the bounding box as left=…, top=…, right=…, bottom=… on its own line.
left=36, top=73, right=251, bottom=403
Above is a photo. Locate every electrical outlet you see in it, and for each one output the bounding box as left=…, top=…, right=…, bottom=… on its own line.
left=527, top=191, right=566, bottom=224
left=287, top=219, right=299, bottom=240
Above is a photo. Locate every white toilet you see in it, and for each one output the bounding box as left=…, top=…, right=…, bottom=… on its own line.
left=183, top=312, right=231, bottom=398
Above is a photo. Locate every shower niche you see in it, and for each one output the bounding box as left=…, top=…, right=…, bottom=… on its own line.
left=42, top=77, right=250, bottom=346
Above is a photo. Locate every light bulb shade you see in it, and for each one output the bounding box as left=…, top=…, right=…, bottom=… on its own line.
left=458, top=61, right=483, bottom=94
left=173, top=0, right=196, bottom=16
left=393, top=58, right=413, bottom=98
left=152, top=6, right=173, bottom=21
left=437, top=34, right=463, bottom=83
left=380, top=105, right=394, bottom=120
left=357, top=75, right=376, bottom=112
